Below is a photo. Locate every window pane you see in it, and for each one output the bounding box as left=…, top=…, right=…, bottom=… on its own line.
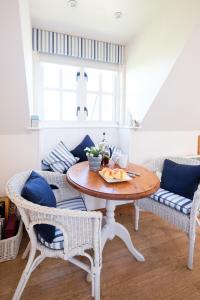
left=102, top=70, right=115, bottom=93
left=86, top=94, right=99, bottom=121
left=44, top=91, right=60, bottom=120
left=62, top=92, right=77, bottom=121
left=42, top=63, right=60, bottom=89
left=102, top=95, right=114, bottom=121
left=62, top=66, right=79, bottom=90
left=85, top=68, right=99, bottom=92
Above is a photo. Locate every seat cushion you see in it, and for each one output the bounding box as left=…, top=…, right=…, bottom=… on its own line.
left=150, top=188, right=193, bottom=215
left=21, top=171, right=56, bottom=243
left=56, top=197, right=87, bottom=211
left=42, top=141, right=79, bottom=173
left=37, top=196, right=87, bottom=250
left=71, top=135, right=95, bottom=162
left=161, top=159, right=200, bottom=200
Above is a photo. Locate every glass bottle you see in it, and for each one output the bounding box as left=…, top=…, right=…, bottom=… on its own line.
left=100, top=132, right=110, bottom=166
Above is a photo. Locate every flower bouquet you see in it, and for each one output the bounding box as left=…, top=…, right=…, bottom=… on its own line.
left=84, top=145, right=103, bottom=171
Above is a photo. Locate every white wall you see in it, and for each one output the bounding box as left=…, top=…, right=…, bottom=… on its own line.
left=19, top=0, right=33, bottom=115
left=0, top=0, right=31, bottom=134
left=119, top=129, right=200, bottom=165
left=126, top=0, right=200, bottom=124
left=0, top=132, right=40, bottom=196
left=142, top=25, right=200, bottom=130
left=39, top=127, right=119, bottom=159
left=0, top=0, right=39, bottom=197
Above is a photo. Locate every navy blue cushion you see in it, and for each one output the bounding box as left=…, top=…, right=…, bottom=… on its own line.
left=21, top=171, right=56, bottom=243
left=37, top=196, right=87, bottom=250
left=161, top=159, right=200, bottom=200
left=71, top=135, right=95, bottom=162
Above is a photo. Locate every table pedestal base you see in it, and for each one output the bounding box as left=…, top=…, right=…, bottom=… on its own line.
left=102, top=200, right=144, bottom=262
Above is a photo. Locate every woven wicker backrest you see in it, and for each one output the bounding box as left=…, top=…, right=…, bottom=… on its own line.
left=146, top=156, right=200, bottom=173
left=6, top=171, right=102, bottom=255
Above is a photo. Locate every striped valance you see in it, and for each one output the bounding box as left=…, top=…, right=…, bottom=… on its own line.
left=32, top=28, right=125, bottom=65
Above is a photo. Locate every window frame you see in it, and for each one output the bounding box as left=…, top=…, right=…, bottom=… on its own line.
left=40, top=62, right=80, bottom=123
left=33, top=53, right=124, bottom=128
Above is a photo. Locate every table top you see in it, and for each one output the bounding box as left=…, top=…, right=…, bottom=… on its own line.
left=66, top=161, right=160, bottom=201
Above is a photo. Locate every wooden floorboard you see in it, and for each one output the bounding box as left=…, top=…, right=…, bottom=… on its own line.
left=1, top=205, right=200, bottom=300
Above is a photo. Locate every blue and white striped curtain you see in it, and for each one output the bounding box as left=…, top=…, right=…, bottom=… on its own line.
left=32, top=28, right=125, bottom=65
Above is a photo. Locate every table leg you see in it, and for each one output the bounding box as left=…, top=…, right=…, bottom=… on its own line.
left=102, top=200, right=144, bottom=262
left=114, top=222, right=144, bottom=261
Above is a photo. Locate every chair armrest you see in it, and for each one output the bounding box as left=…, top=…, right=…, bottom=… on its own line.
left=145, top=156, right=200, bottom=173
left=190, top=185, right=200, bottom=218
left=188, top=185, right=200, bottom=236
left=144, top=158, right=164, bottom=173
left=18, top=203, right=102, bottom=259
left=37, top=171, right=83, bottom=203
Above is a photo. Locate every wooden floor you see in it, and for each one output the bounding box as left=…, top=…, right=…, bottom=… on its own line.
left=1, top=205, right=200, bottom=300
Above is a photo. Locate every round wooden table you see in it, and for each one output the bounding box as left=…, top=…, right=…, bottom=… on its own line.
left=67, top=161, right=160, bottom=261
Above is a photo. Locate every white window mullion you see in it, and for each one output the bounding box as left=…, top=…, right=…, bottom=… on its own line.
left=32, top=53, right=40, bottom=116
left=59, top=67, right=63, bottom=120
left=99, top=73, right=102, bottom=121
left=40, top=66, right=45, bottom=121
left=74, top=71, right=79, bottom=121
left=114, top=74, right=118, bottom=123
left=76, top=67, right=83, bottom=121
left=118, top=68, right=126, bottom=125
left=81, top=67, right=88, bottom=121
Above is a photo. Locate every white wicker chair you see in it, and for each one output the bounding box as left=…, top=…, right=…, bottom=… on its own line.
left=134, top=157, right=200, bottom=270
left=6, top=171, right=102, bottom=300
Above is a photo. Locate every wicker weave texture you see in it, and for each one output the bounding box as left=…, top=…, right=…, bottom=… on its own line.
left=6, top=171, right=102, bottom=300
left=0, top=220, right=23, bottom=262
left=134, top=156, right=200, bottom=270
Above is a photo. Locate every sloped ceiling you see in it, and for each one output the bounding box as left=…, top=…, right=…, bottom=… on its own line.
left=29, top=0, right=166, bottom=44
left=126, top=0, right=200, bottom=131
left=0, top=0, right=31, bottom=134
left=142, top=25, right=200, bottom=131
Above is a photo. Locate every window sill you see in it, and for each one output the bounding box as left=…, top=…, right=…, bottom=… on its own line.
left=27, top=125, right=142, bottom=131
left=27, top=124, right=120, bottom=130
left=27, top=127, right=41, bottom=131
left=119, top=125, right=142, bottom=130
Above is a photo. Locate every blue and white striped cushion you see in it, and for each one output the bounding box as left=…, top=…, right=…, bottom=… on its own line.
left=150, top=188, right=193, bottom=215
left=42, top=141, right=79, bottom=173
left=37, top=196, right=87, bottom=250
left=38, top=228, right=65, bottom=250
left=56, top=197, right=87, bottom=211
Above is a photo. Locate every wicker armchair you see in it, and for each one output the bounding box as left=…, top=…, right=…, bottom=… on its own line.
left=6, top=171, right=102, bottom=300
left=134, top=157, right=200, bottom=270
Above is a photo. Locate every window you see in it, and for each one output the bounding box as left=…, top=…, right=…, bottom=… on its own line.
left=40, top=63, right=79, bottom=122
left=37, top=59, right=122, bottom=126
left=86, top=68, right=117, bottom=122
